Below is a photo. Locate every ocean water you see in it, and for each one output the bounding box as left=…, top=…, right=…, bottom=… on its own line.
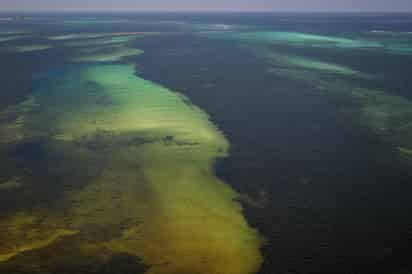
left=1, top=12, right=412, bottom=274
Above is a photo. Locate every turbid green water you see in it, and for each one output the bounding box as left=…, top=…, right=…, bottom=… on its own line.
left=0, top=36, right=263, bottom=274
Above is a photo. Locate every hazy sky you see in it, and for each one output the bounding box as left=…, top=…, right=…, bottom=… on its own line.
left=1, top=0, right=411, bottom=12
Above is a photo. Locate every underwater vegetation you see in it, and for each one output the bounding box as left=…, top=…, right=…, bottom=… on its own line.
left=0, top=213, right=77, bottom=263
left=350, top=88, right=412, bottom=157
left=207, top=31, right=412, bottom=55
left=0, top=30, right=52, bottom=52
left=0, top=96, right=39, bottom=144
left=263, top=50, right=361, bottom=76
left=0, top=30, right=263, bottom=274
left=3, top=17, right=412, bottom=274
left=48, top=32, right=149, bottom=62
left=238, top=31, right=380, bottom=49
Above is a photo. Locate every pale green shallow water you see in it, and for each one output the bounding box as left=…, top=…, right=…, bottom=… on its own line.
left=63, top=35, right=137, bottom=47
left=208, top=31, right=412, bottom=55
left=0, top=35, right=263, bottom=274
left=0, top=35, right=26, bottom=42
left=13, top=45, right=53, bottom=53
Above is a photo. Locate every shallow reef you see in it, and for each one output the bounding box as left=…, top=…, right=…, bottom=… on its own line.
left=71, top=45, right=143, bottom=62
left=63, top=35, right=137, bottom=47
left=13, top=45, right=53, bottom=53
left=0, top=35, right=27, bottom=43
left=207, top=31, right=412, bottom=55
left=265, top=50, right=360, bottom=76
left=0, top=61, right=263, bottom=274
left=48, top=33, right=112, bottom=41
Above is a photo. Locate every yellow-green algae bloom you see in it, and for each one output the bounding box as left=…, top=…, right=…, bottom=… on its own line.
left=0, top=64, right=263, bottom=274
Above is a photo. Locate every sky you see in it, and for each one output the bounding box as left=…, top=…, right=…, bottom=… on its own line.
left=0, top=0, right=411, bottom=12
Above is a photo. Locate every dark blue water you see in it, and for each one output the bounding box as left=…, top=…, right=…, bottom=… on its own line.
left=134, top=14, right=412, bottom=274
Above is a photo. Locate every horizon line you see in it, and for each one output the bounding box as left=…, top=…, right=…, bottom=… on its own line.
left=1, top=9, right=412, bottom=14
